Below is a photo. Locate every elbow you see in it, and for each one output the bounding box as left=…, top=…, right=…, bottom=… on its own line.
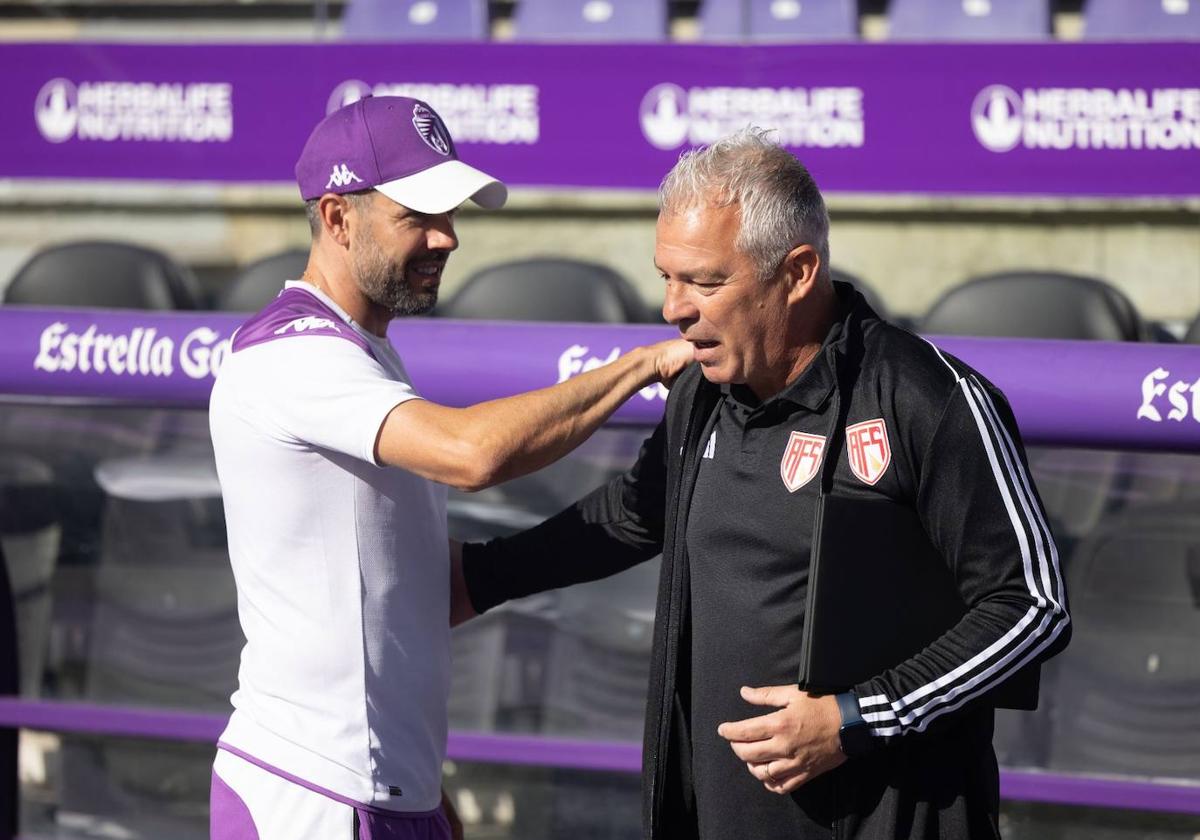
left=1046, top=604, right=1072, bottom=658
left=446, top=443, right=507, bottom=493
left=452, top=471, right=494, bottom=494
left=1028, top=594, right=1071, bottom=663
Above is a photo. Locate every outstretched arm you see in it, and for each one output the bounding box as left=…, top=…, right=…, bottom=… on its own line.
left=376, top=339, right=690, bottom=491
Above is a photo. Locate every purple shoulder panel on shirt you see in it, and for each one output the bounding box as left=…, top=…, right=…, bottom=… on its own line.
left=231, top=286, right=376, bottom=360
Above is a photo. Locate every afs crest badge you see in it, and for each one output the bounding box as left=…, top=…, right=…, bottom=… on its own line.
left=846, top=418, right=891, bottom=485
left=780, top=431, right=826, bottom=493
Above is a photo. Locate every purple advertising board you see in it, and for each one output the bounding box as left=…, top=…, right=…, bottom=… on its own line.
left=1, top=698, right=1199, bottom=815
left=0, top=306, right=1198, bottom=452
left=3, top=41, right=1198, bottom=196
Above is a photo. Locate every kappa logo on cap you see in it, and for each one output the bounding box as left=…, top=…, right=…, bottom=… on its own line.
left=326, top=163, right=363, bottom=189
left=846, top=418, right=891, bottom=485
left=412, top=103, right=452, bottom=156
left=780, top=431, right=826, bottom=493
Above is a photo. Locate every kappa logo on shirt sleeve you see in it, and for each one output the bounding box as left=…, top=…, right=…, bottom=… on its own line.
left=780, top=431, right=826, bottom=493
left=273, top=316, right=341, bottom=336
left=846, top=418, right=891, bottom=485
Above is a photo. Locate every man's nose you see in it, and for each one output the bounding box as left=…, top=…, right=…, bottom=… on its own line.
left=661, top=280, right=696, bottom=326
left=427, top=214, right=459, bottom=252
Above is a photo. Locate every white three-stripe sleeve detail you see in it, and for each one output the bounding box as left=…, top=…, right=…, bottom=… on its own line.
left=858, top=372, right=1067, bottom=734
left=970, top=375, right=1068, bottom=610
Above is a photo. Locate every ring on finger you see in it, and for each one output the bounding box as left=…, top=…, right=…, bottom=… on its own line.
left=765, top=763, right=778, bottom=785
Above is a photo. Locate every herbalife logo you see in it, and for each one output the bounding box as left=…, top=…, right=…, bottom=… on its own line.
left=326, top=163, right=363, bottom=189
left=35, top=78, right=78, bottom=143
left=640, top=82, right=865, bottom=151
left=327, top=80, right=372, bottom=115
left=971, top=83, right=1200, bottom=153
left=412, top=103, right=452, bottom=156
left=971, top=85, right=1023, bottom=153
left=34, top=77, right=233, bottom=144
left=640, top=84, right=690, bottom=150
left=328, top=80, right=539, bottom=145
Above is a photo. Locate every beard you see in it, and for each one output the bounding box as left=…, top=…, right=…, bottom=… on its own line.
left=351, top=231, right=440, bottom=317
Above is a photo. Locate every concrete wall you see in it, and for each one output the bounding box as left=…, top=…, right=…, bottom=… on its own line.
left=1, top=182, right=1197, bottom=329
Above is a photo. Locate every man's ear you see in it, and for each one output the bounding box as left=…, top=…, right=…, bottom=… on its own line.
left=783, top=244, right=821, bottom=302
left=318, top=194, right=352, bottom=248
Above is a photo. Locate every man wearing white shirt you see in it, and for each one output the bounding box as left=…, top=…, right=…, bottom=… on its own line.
left=208, top=95, right=689, bottom=840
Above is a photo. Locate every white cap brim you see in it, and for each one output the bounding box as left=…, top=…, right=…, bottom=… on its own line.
left=374, top=159, right=507, bottom=214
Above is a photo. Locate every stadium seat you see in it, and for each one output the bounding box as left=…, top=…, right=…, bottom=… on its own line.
left=438, top=257, right=650, bottom=322
left=1084, top=0, right=1200, bottom=40
left=216, top=248, right=308, bottom=312
left=512, top=0, right=668, bottom=41
left=1146, top=321, right=1181, bottom=343
left=920, top=271, right=1147, bottom=341
left=0, top=453, right=60, bottom=699
left=4, top=241, right=201, bottom=310
left=831, top=267, right=890, bottom=320
left=1185, top=312, right=1200, bottom=344
left=534, top=560, right=659, bottom=838
left=87, top=453, right=239, bottom=712
left=1046, top=501, right=1200, bottom=780
left=888, top=0, right=1051, bottom=40
left=542, top=558, right=659, bottom=740
left=57, top=453, right=240, bottom=822
left=341, top=0, right=488, bottom=41
left=700, top=0, right=858, bottom=40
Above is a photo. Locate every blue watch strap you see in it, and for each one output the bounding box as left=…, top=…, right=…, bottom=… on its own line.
left=835, top=690, right=864, bottom=727
left=835, top=689, right=875, bottom=758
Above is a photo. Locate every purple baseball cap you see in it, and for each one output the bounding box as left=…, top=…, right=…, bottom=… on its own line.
left=295, top=95, right=507, bottom=214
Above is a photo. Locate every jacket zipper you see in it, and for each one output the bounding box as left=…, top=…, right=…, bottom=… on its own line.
left=650, top=382, right=720, bottom=839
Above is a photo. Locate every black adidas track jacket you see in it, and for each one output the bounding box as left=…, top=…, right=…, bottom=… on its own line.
left=463, top=284, right=1071, bottom=839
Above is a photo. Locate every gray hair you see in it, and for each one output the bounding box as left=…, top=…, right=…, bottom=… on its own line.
left=658, top=127, right=830, bottom=283
left=304, top=189, right=375, bottom=238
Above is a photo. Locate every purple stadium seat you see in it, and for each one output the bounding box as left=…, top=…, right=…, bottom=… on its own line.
left=700, top=0, right=858, bottom=40
left=888, top=0, right=1051, bottom=40
left=341, top=0, right=488, bottom=41
left=512, top=0, right=668, bottom=42
left=1084, top=0, right=1200, bottom=40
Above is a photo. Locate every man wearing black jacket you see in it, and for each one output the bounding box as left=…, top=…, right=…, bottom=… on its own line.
left=457, top=129, right=1071, bottom=839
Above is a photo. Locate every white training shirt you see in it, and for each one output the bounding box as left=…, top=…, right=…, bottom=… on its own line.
left=209, top=281, right=450, bottom=811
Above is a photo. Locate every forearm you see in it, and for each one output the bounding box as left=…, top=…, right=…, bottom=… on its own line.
left=377, top=345, right=669, bottom=490
left=455, top=345, right=661, bottom=487
left=868, top=370, right=1070, bottom=738
left=853, top=592, right=1069, bottom=739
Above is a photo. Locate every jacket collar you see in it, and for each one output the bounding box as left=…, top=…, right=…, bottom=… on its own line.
left=725, top=280, right=877, bottom=413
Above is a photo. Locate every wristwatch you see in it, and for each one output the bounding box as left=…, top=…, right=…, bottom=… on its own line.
left=835, top=690, right=874, bottom=758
